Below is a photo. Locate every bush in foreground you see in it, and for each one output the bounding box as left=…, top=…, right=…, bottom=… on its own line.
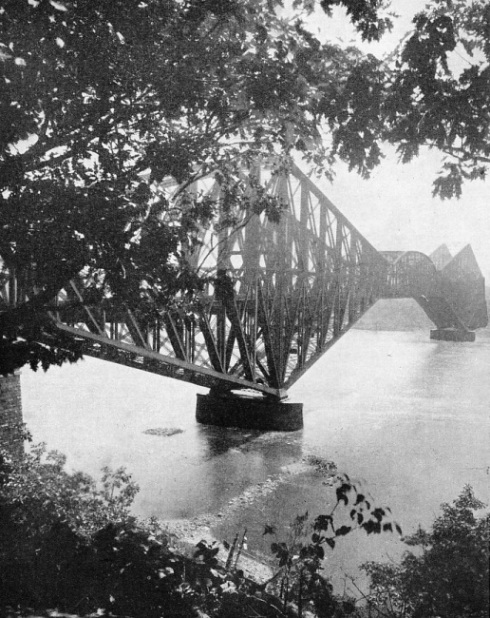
left=363, top=486, right=489, bottom=618
left=0, top=443, right=194, bottom=616
left=0, top=444, right=392, bottom=617
left=1, top=442, right=487, bottom=618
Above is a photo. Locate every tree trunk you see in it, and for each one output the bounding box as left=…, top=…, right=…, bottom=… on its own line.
left=0, top=372, right=24, bottom=459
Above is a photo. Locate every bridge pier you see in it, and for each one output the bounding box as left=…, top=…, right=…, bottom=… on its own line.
left=430, top=329, right=476, bottom=342
left=196, top=391, right=303, bottom=431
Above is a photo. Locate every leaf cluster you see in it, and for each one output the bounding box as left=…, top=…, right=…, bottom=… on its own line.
left=384, top=0, right=490, bottom=198
left=262, top=474, right=401, bottom=617
left=1, top=0, right=488, bottom=375
left=362, top=485, right=489, bottom=618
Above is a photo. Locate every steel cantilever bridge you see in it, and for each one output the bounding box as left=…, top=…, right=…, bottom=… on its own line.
left=1, top=163, right=488, bottom=430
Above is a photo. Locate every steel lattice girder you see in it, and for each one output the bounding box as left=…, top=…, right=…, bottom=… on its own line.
left=1, top=163, right=487, bottom=397
left=45, top=163, right=388, bottom=398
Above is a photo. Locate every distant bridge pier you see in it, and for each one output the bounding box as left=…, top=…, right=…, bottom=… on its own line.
left=196, top=390, right=303, bottom=431
left=381, top=244, right=487, bottom=344
left=430, top=329, right=476, bottom=342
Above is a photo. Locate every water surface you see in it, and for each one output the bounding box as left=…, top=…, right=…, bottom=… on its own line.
left=22, top=327, right=490, bottom=593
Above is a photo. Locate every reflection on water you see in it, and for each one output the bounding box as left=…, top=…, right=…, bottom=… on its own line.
left=22, top=328, right=490, bottom=593
left=198, top=425, right=264, bottom=459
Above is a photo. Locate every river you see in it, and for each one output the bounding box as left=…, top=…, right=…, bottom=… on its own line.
left=21, top=316, right=490, bottom=596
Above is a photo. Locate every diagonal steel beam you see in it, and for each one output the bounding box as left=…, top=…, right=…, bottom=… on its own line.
left=198, top=312, right=225, bottom=373
left=162, top=311, right=188, bottom=361
left=54, top=322, right=287, bottom=398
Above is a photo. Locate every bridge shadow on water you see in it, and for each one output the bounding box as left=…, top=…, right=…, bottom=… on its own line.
left=197, top=424, right=304, bottom=460
left=197, top=425, right=266, bottom=459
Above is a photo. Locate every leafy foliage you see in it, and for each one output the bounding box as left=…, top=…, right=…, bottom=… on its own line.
left=3, top=442, right=487, bottom=618
left=0, top=442, right=240, bottom=616
left=385, top=0, right=490, bottom=198
left=1, top=0, right=488, bottom=372
left=0, top=442, right=143, bottom=611
left=3, top=443, right=140, bottom=535
left=362, top=486, right=489, bottom=618
left=0, top=0, right=395, bottom=373
left=0, top=312, right=83, bottom=375
left=262, top=473, right=401, bottom=617
left=0, top=442, right=399, bottom=618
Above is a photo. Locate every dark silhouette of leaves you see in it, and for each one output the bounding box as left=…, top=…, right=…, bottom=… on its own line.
left=314, top=514, right=333, bottom=531
left=335, top=525, right=352, bottom=537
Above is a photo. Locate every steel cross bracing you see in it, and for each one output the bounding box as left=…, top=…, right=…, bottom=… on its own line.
left=54, top=163, right=388, bottom=399
left=1, top=163, right=487, bottom=399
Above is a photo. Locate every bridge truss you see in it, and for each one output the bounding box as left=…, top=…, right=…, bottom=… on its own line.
left=1, top=163, right=487, bottom=408
left=51, top=163, right=388, bottom=400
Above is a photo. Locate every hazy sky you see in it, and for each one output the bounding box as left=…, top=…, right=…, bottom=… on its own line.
left=317, top=151, right=490, bottom=280
left=300, top=0, right=490, bottom=281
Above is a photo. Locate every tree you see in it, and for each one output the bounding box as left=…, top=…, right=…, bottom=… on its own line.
left=0, top=441, right=226, bottom=615
left=0, top=0, right=393, bottom=374
left=1, top=0, right=488, bottom=375
left=383, top=0, right=490, bottom=199
left=363, top=486, right=489, bottom=618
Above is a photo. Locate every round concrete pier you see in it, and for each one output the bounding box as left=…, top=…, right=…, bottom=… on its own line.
left=196, top=392, right=303, bottom=431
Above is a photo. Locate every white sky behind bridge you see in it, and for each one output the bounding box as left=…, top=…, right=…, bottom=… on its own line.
left=297, top=0, right=490, bottom=281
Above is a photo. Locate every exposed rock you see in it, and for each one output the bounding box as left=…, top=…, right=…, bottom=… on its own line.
left=143, top=427, right=183, bottom=437
left=161, top=456, right=339, bottom=584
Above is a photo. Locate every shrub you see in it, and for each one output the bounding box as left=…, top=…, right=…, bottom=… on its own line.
left=362, top=486, right=489, bottom=618
left=0, top=443, right=188, bottom=615
left=0, top=443, right=281, bottom=616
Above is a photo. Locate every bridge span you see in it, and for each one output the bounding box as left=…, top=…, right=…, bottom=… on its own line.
left=1, top=163, right=487, bottom=430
